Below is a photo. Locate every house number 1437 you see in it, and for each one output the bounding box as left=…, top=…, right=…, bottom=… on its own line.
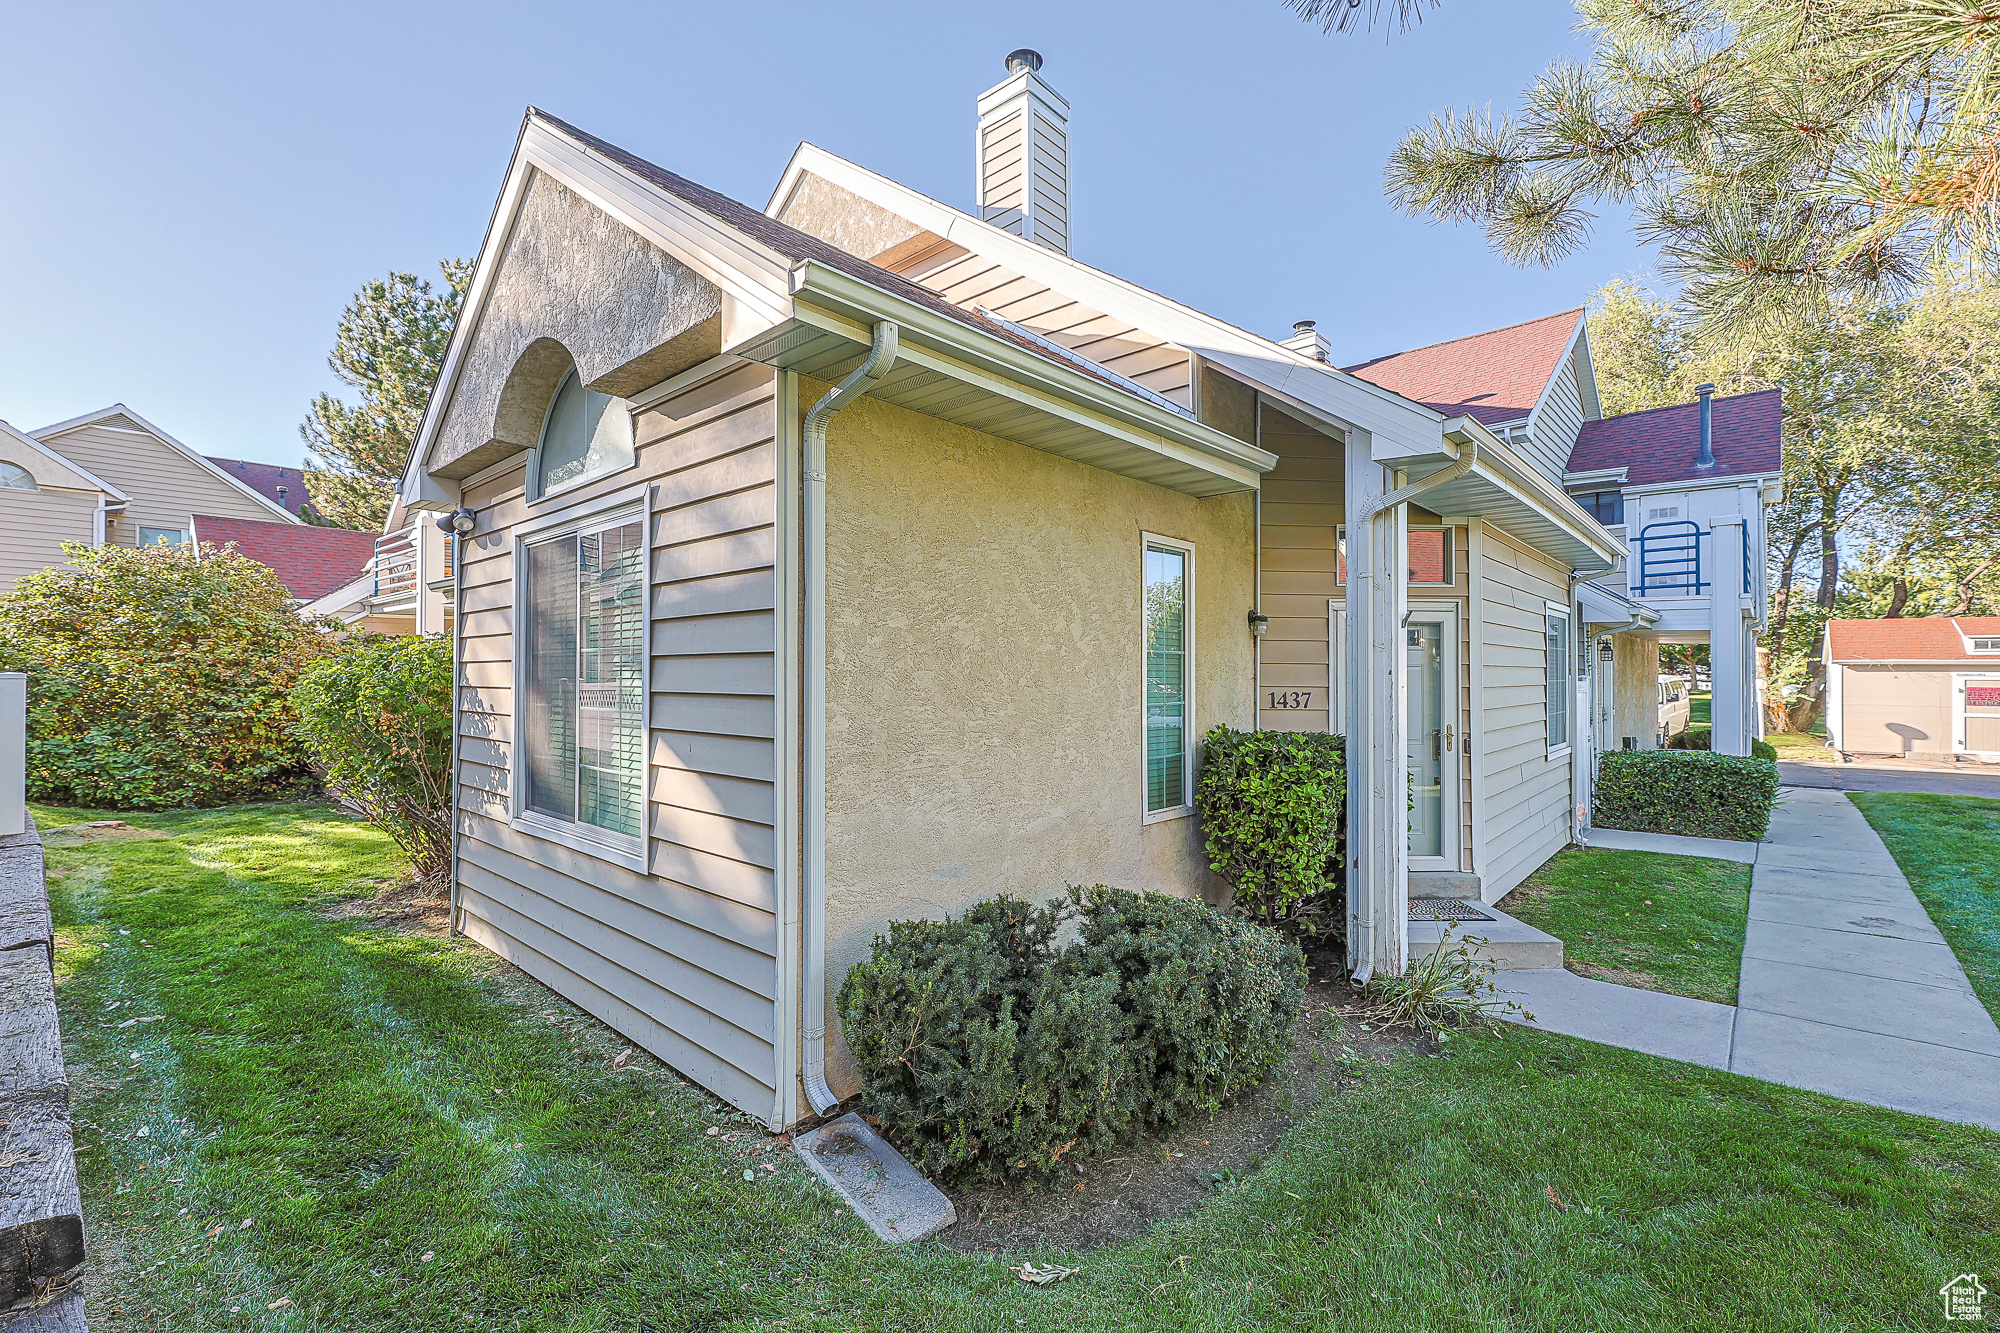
left=1266, top=690, right=1313, bottom=710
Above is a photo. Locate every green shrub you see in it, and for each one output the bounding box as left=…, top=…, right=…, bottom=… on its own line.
left=291, top=635, right=455, bottom=888
left=1194, top=726, right=1345, bottom=935
left=1594, top=749, right=1780, bottom=841
left=1065, top=885, right=1307, bottom=1126
left=837, top=887, right=1306, bottom=1181
left=0, top=542, right=335, bottom=809
left=1666, top=728, right=1779, bottom=761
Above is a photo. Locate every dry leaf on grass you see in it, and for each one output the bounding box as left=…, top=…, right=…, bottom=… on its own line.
left=1010, top=1262, right=1079, bottom=1286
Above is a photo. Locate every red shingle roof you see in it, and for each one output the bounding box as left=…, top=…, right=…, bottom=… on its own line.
left=1566, top=389, right=1782, bottom=486
left=190, top=515, right=374, bottom=601
left=206, top=457, right=314, bottom=516
left=1827, top=616, right=2000, bottom=664
left=1342, top=309, right=1583, bottom=426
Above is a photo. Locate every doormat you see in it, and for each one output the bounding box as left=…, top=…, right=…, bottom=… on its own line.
left=1407, top=898, right=1494, bottom=922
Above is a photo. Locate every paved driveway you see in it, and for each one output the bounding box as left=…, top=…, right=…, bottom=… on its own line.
left=1778, top=759, right=2000, bottom=798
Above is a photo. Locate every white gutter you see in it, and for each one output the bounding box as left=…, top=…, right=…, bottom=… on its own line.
left=1353, top=431, right=1479, bottom=527
left=801, top=320, right=900, bottom=1116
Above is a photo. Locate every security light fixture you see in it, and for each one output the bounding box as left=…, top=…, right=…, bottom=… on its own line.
left=1248, top=610, right=1270, bottom=637
left=436, top=507, right=476, bottom=535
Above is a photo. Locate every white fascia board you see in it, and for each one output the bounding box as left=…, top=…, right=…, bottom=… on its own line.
left=0, top=419, right=131, bottom=499
left=402, top=113, right=798, bottom=499
left=34, top=404, right=294, bottom=521
left=1570, top=322, right=1604, bottom=421
left=1563, top=466, right=1628, bottom=488
left=1441, top=416, right=1626, bottom=566
left=765, top=143, right=1444, bottom=450
left=1620, top=471, right=1782, bottom=498
left=300, top=572, right=378, bottom=619
left=784, top=262, right=1276, bottom=487
left=1522, top=311, right=1587, bottom=440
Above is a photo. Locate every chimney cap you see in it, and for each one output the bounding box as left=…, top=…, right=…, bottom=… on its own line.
left=1694, top=382, right=1716, bottom=396
left=1293, top=320, right=1317, bottom=335
left=1004, top=48, right=1043, bottom=74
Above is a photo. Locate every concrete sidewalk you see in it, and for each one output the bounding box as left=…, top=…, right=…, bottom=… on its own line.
left=1504, top=792, right=2000, bottom=1130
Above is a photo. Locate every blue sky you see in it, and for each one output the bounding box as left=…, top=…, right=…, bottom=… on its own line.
left=1, top=0, right=1651, bottom=467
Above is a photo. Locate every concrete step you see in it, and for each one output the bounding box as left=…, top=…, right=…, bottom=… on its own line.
left=1408, top=904, right=1562, bottom=971
left=1408, top=871, right=1483, bottom=901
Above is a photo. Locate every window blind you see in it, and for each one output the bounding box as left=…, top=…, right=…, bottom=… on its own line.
left=1546, top=612, right=1572, bottom=750
left=524, top=517, right=644, bottom=841
left=1145, top=544, right=1188, bottom=812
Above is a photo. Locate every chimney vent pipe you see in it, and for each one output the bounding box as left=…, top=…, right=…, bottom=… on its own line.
left=1281, top=319, right=1331, bottom=363
left=1694, top=383, right=1716, bottom=469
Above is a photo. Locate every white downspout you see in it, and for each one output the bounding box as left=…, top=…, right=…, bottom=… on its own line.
left=802, top=321, right=900, bottom=1116
left=91, top=497, right=108, bottom=548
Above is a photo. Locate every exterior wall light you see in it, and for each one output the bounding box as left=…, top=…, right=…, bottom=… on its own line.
left=1248, top=610, right=1270, bottom=637
left=436, top=507, right=476, bottom=535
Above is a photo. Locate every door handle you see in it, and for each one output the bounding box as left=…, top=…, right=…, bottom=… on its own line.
left=1446, top=724, right=1455, bottom=753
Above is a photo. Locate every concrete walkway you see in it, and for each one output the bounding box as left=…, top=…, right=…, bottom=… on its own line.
left=1502, top=789, right=2000, bottom=1130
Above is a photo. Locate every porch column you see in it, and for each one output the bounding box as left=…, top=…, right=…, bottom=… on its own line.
left=1344, top=435, right=1408, bottom=980
left=1708, top=516, right=1749, bottom=755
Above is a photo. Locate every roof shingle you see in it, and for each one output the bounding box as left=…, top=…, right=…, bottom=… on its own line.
left=206, top=457, right=315, bottom=515
left=190, top=515, right=374, bottom=601
left=1342, top=309, right=1583, bottom=426
left=1566, top=389, right=1782, bottom=487
left=1827, top=616, right=2000, bottom=664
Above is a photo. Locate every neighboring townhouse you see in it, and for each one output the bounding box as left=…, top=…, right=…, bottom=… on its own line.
left=300, top=495, right=458, bottom=635
left=0, top=404, right=300, bottom=590
left=393, top=51, right=1673, bottom=1131
left=1823, top=616, right=2000, bottom=760
left=206, top=457, right=320, bottom=519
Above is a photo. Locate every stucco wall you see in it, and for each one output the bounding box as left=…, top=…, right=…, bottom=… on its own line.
left=1610, top=633, right=1662, bottom=750
left=431, top=170, right=725, bottom=478
left=818, top=392, right=1256, bottom=1095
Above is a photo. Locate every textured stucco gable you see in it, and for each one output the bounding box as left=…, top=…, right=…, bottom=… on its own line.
left=430, top=170, right=726, bottom=479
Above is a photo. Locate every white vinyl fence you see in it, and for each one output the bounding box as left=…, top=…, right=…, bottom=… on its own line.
left=0, top=672, right=23, bottom=837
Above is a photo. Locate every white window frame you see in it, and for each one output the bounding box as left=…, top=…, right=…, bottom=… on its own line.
left=1333, top=523, right=1454, bottom=587
left=1545, top=600, right=1574, bottom=759
left=1141, top=531, right=1196, bottom=824
left=137, top=526, right=186, bottom=547
left=1968, top=637, right=2000, bottom=654
left=530, top=368, right=640, bottom=505
left=509, top=483, right=652, bottom=872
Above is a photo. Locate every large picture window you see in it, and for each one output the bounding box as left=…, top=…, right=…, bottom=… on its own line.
left=1546, top=607, right=1573, bottom=754
left=1144, top=535, right=1194, bottom=817
left=522, top=511, right=646, bottom=850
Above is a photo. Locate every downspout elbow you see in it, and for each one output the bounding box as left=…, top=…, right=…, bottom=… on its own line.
left=801, top=321, right=899, bottom=1117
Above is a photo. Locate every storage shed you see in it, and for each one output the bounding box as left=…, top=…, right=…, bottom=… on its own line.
left=1824, top=616, right=2000, bottom=759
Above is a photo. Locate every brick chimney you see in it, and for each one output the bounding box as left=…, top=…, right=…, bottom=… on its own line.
left=976, top=50, right=1070, bottom=255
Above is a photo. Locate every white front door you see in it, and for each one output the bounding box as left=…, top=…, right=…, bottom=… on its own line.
left=1405, top=605, right=1461, bottom=870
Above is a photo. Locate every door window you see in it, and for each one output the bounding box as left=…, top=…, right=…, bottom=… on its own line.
left=1407, top=623, right=1444, bottom=858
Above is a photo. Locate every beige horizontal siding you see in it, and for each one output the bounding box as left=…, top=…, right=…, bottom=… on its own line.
left=36, top=418, right=282, bottom=540
left=1475, top=527, right=1573, bottom=897
left=450, top=363, right=781, bottom=1120
left=0, top=487, right=96, bottom=591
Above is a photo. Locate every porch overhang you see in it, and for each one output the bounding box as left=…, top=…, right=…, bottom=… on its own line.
left=727, top=262, right=1277, bottom=498
left=1579, top=580, right=1661, bottom=631
left=1400, top=418, right=1625, bottom=572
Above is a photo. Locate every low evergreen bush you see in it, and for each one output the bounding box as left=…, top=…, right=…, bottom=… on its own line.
left=1594, top=749, right=1780, bottom=841
left=1194, top=725, right=1345, bottom=937
left=837, top=887, right=1305, bottom=1181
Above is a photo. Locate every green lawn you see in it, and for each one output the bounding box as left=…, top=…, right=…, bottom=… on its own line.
left=1850, top=792, right=2000, bottom=1027
left=1498, top=848, right=1751, bottom=1004
left=1764, top=731, right=1838, bottom=762
left=44, top=802, right=2000, bottom=1331
left=1688, top=689, right=1710, bottom=726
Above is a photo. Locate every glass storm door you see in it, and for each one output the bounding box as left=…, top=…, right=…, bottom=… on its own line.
left=1405, top=607, right=1460, bottom=868
left=1960, top=676, right=2000, bottom=754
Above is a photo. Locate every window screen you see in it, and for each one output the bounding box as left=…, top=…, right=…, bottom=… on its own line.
left=1144, top=543, right=1189, bottom=812
left=524, top=517, right=645, bottom=841
left=1546, top=611, right=1572, bottom=751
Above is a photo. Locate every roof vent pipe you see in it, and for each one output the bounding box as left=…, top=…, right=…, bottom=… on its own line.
left=976, top=50, right=1071, bottom=254
left=1282, top=319, right=1331, bottom=363
left=1694, top=383, right=1716, bottom=469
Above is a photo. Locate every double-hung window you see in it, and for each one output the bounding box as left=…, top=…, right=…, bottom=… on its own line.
left=519, top=504, right=647, bottom=863
left=1143, top=534, right=1194, bottom=819
left=1545, top=605, right=1573, bottom=754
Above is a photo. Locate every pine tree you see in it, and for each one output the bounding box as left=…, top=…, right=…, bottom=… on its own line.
left=1383, top=1, right=2000, bottom=324
left=301, top=260, right=472, bottom=530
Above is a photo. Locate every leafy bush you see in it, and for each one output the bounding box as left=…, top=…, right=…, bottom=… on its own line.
left=292, top=635, right=455, bottom=888
left=1594, top=749, right=1780, bottom=841
left=1194, top=726, right=1345, bottom=935
left=837, top=887, right=1306, bottom=1181
left=1665, top=728, right=1780, bottom=761
left=0, top=542, right=335, bottom=809
left=1066, top=885, right=1307, bottom=1126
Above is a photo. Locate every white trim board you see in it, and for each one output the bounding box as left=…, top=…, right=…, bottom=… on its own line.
left=30, top=404, right=297, bottom=522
